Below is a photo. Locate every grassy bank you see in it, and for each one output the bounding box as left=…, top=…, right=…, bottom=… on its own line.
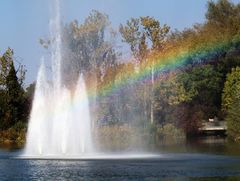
left=0, top=122, right=27, bottom=147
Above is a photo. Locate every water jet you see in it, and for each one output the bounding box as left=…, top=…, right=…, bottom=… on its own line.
left=24, top=0, right=93, bottom=158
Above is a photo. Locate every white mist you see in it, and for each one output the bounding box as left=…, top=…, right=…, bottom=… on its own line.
left=24, top=0, right=93, bottom=157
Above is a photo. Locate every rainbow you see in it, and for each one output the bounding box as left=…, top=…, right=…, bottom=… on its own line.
left=85, top=33, right=240, bottom=100
left=31, top=33, right=240, bottom=123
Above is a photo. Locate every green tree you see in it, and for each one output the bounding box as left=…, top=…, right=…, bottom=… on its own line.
left=222, top=67, right=240, bottom=112
left=0, top=48, right=26, bottom=88
left=162, top=0, right=240, bottom=136
left=222, top=67, right=240, bottom=142
left=179, top=65, right=222, bottom=117
left=226, top=97, right=240, bottom=142
left=154, top=72, right=193, bottom=127
left=0, top=48, right=27, bottom=130
left=0, top=89, right=7, bottom=130
left=4, top=62, right=26, bottom=128
left=24, top=82, right=36, bottom=117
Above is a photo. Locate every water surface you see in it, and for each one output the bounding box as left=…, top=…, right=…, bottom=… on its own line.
left=1, top=146, right=240, bottom=180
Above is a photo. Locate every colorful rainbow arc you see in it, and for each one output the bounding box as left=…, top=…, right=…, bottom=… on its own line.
left=87, top=34, right=240, bottom=99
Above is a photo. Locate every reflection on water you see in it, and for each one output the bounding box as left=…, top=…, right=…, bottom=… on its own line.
left=1, top=153, right=240, bottom=180
left=157, top=136, right=240, bottom=156
left=1, top=137, right=240, bottom=180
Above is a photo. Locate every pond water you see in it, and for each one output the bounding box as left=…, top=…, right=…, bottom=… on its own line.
left=1, top=137, right=240, bottom=181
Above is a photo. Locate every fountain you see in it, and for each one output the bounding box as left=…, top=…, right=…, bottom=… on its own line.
left=22, top=0, right=158, bottom=160
left=24, top=0, right=93, bottom=158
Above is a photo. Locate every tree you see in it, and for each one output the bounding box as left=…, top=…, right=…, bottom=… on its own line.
left=24, top=82, right=36, bottom=117
left=154, top=72, right=193, bottom=127
left=0, top=48, right=26, bottom=88
left=0, top=89, right=7, bottom=130
left=179, top=65, right=222, bottom=117
left=140, top=16, right=170, bottom=51
left=174, top=103, right=205, bottom=136
left=120, top=16, right=170, bottom=124
left=222, top=67, right=240, bottom=112
left=4, top=62, right=26, bottom=128
left=60, top=10, right=121, bottom=129
left=0, top=48, right=27, bottom=130
left=62, top=10, right=118, bottom=89
left=225, top=97, right=240, bottom=142
left=119, top=16, right=170, bottom=62
left=206, top=0, right=240, bottom=34
left=222, top=67, right=240, bottom=142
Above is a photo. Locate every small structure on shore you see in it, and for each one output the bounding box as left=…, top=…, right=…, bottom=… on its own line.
left=199, top=117, right=227, bottom=136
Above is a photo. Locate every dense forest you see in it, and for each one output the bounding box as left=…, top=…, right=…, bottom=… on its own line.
left=1, top=0, right=240, bottom=147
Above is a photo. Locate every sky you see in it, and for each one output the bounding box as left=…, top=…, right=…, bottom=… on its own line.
left=0, top=0, right=239, bottom=86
